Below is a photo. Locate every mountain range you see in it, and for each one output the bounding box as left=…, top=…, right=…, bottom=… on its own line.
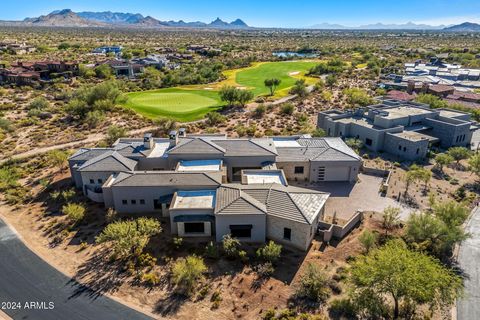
left=2, top=9, right=479, bottom=31
left=20, top=9, right=250, bottom=29
left=309, top=22, right=448, bottom=30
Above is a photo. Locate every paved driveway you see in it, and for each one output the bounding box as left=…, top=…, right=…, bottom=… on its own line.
left=0, top=219, right=152, bottom=320
left=457, top=206, right=480, bottom=320
left=313, top=174, right=413, bottom=222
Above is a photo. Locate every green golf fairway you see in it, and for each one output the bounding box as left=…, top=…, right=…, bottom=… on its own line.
left=124, top=88, right=223, bottom=122
left=122, top=61, right=320, bottom=122
left=235, top=61, right=318, bottom=96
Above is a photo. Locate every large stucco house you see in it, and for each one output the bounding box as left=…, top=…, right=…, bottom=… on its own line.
left=69, top=131, right=361, bottom=250
left=317, top=98, right=478, bottom=160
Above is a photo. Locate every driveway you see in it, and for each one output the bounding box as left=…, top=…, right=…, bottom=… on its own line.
left=313, top=174, right=413, bottom=222
left=457, top=206, right=480, bottom=320
left=0, top=219, right=152, bottom=320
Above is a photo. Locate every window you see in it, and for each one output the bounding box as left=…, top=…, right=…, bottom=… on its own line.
left=398, top=145, right=402, bottom=150
left=403, top=147, right=406, bottom=152
left=97, top=179, right=102, bottom=184
left=184, top=222, right=205, bottom=233
left=339, top=131, right=342, bottom=136
left=416, top=148, right=420, bottom=154
left=365, top=138, right=373, bottom=146
left=122, top=199, right=127, bottom=205
left=294, top=166, right=304, bottom=174
left=154, top=199, right=161, bottom=209
left=283, top=228, right=291, bottom=240
left=89, top=179, right=94, bottom=184
left=140, top=199, right=145, bottom=205
left=230, top=225, right=252, bottom=238
left=131, top=200, right=136, bottom=205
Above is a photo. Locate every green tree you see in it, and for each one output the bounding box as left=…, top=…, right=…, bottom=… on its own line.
left=325, top=74, right=337, bottom=88
left=468, top=153, right=480, bottom=179
left=350, top=240, right=463, bottom=319
left=96, top=218, right=161, bottom=259
left=415, top=94, right=448, bottom=109
left=358, top=229, right=377, bottom=253
left=95, top=64, right=113, bottom=79
left=264, top=78, right=281, bottom=96
left=85, top=110, right=106, bottom=128
left=106, top=125, right=127, bottom=145
left=343, top=88, right=373, bottom=107
left=434, top=153, right=453, bottom=174
left=296, top=263, right=331, bottom=303
left=311, top=128, right=326, bottom=137
left=345, top=138, right=363, bottom=152
left=433, top=200, right=469, bottom=227
left=256, top=240, right=282, bottom=263
left=289, top=79, right=308, bottom=98
left=382, top=206, right=400, bottom=236
left=236, top=90, right=254, bottom=107
left=62, top=203, right=85, bottom=224
left=172, top=255, right=207, bottom=296
left=28, top=97, right=49, bottom=110
left=447, top=146, right=471, bottom=167
left=219, top=86, right=239, bottom=106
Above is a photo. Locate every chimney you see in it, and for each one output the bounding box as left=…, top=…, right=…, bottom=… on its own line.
left=169, top=130, right=178, bottom=147
left=143, top=133, right=154, bottom=149
left=178, top=128, right=186, bottom=138
left=407, top=80, right=415, bottom=94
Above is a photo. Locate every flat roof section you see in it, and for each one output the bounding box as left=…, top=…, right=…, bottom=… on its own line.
left=390, top=130, right=439, bottom=142
left=177, top=159, right=222, bottom=172
left=242, top=170, right=287, bottom=186
left=336, top=117, right=376, bottom=129
left=171, top=190, right=216, bottom=209
left=272, top=138, right=301, bottom=148
left=148, top=142, right=170, bottom=158
left=382, top=106, right=432, bottom=119
left=438, top=109, right=468, bottom=119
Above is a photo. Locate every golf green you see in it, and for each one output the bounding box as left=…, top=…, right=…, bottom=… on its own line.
left=235, top=61, right=319, bottom=96
left=122, top=61, right=320, bottom=122
left=124, top=88, right=223, bottom=122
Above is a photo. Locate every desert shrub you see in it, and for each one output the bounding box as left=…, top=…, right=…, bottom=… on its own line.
left=256, top=240, right=282, bottom=263
left=296, top=263, right=331, bottom=303
left=358, top=229, right=378, bottom=253
left=204, top=241, right=219, bottom=259
left=255, top=262, right=275, bottom=278
left=142, top=272, right=160, bottom=286
left=172, top=255, right=207, bottom=296
left=329, top=298, right=358, bottom=319
left=172, top=237, right=183, bottom=249
left=138, top=253, right=157, bottom=268
left=280, top=103, right=294, bottom=115
left=62, top=203, right=86, bottom=223
left=222, top=234, right=240, bottom=258
left=210, top=290, right=222, bottom=309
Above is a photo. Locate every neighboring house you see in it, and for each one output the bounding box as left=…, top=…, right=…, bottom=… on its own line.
left=101, top=60, right=144, bottom=78
left=317, top=99, right=478, bottom=160
left=0, top=60, right=79, bottom=85
left=131, top=54, right=169, bottom=69
left=0, top=42, right=36, bottom=55
left=69, top=131, right=361, bottom=251
left=92, top=46, right=123, bottom=55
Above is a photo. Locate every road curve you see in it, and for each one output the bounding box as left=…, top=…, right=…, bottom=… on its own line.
left=0, top=219, right=152, bottom=320
left=457, top=206, right=480, bottom=320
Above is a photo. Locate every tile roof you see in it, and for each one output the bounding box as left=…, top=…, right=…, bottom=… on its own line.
left=213, top=139, right=278, bottom=156
left=78, top=151, right=137, bottom=172
left=110, top=171, right=223, bottom=187
left=168, top=138, right=225, bottom=155
left=276, top=137, right=360, bottom=162
left=69, top=148, right=114, bottom=161
left=215, top=184, right=329, bottom=224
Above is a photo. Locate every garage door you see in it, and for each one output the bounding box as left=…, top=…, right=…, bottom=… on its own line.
left=323, top=166, right=350, bottom=181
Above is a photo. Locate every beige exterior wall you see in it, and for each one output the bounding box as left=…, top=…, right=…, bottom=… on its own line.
left=267, top=216, right=316, bottom=251
left=276, top=161, right=310, bottom=183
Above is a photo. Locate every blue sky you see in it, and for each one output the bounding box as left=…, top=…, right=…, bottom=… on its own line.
left=2, top=0, right=480, bottom=28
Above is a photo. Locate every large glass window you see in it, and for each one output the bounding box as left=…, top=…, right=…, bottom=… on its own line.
left=184, top=222, right=205, bottom=233
left=230, top=225, right=252, bottom=238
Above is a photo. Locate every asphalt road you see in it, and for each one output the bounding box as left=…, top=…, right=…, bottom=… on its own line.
left=0, top=219, right=152, bottom=320
left=457, top=206, right=480, bottom=320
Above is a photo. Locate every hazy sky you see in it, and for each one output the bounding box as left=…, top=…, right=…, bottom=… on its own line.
left=2, top=0, right=480, bottom=28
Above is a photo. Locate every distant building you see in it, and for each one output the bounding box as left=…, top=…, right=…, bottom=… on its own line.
left=92, top=46, right=123, bottom=55
left=317, top=99, right=478, bottom=160
left=0, top=42, right=36, bottom=55
left=0, top=60, right=78, bottom=85
left=101, top=60, right=144, bottom=78
left=131, top=54, right=169, bottom=69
